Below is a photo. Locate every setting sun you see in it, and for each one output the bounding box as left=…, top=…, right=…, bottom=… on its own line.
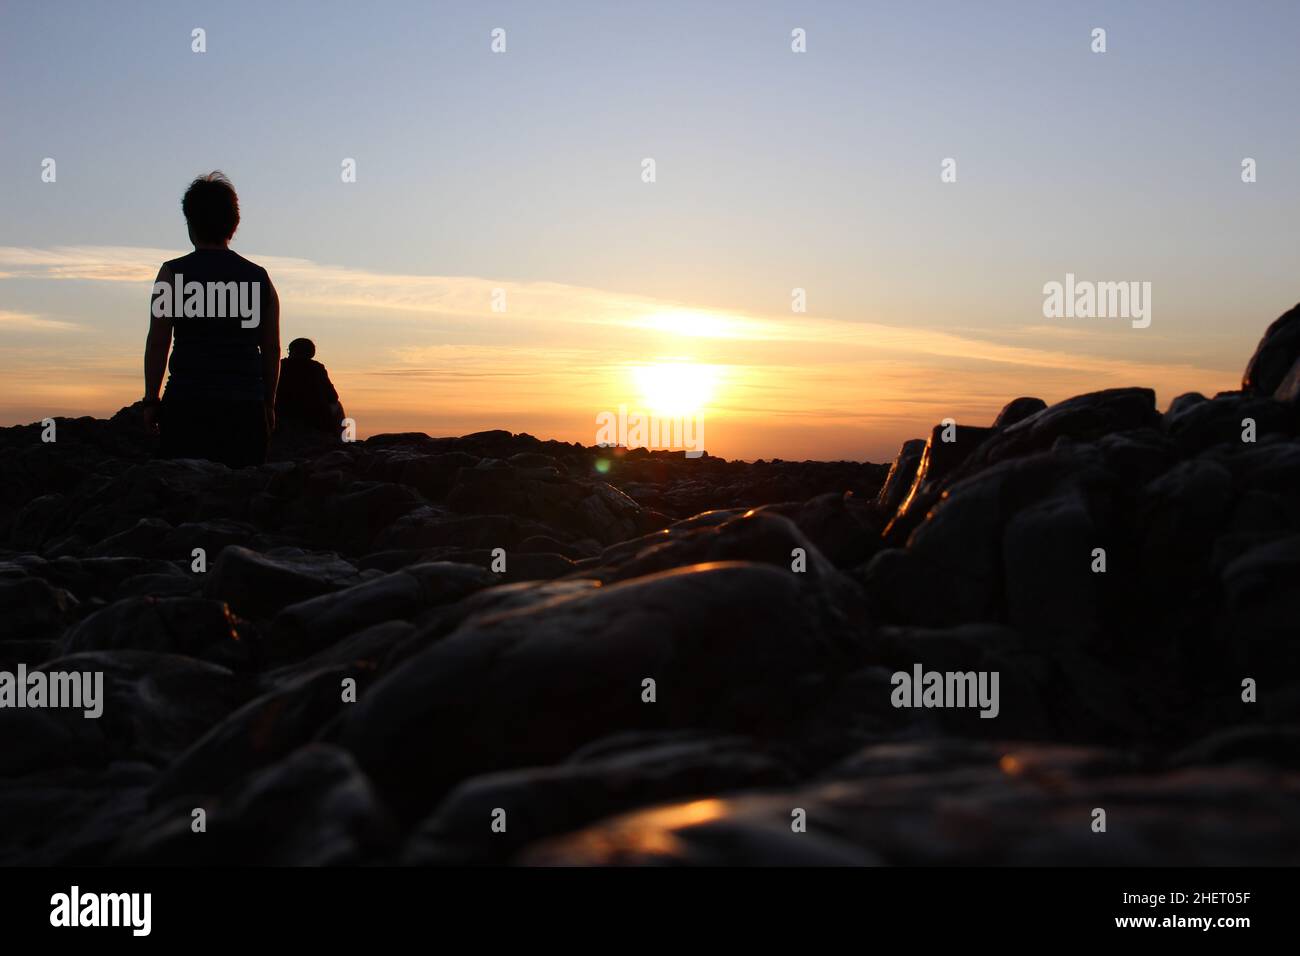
left=630, top=361, right=722, bottom=417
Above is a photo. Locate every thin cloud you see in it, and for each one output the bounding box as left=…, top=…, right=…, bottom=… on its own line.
left=0, top=244, right=666, bottom=324
left=0, top=310, right=82, bottom=333
left=0, top=244, right=1229, bottom=384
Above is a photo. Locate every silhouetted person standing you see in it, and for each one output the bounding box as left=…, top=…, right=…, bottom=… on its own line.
left=142, top=172, right=280, bottom=467
left=276, top=338, right=344, bottom=433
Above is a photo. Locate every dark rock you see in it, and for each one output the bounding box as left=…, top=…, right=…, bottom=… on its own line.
left=205, top=546, right=361, bottom=619
left=15, top=555, right=188, bottom=601
left=0, top=763, right=156, bottom=865
left=1219, top=534, right=1300, bottom=672
left=875, top=438, right=926, bottom=515
left=1165, top=391, right=1208, bottom=419
left=404, top=733, right=795, bottom=864
left=1243, top=302, right=1300, bottom=394
left=426, top=548, right=576, bottom=583
left=88, top=517, right=257, bottom=560
left=0, top=575, right=79, bottom=642
left=1000, top=478, right=1116, bottom=647
left=116, top=571, right=199, bottom=599
left=972, top=388, right=1161, bottom=469
left=61, top=597, right=247, bottom=660
left=751, top=492, right=883, bottom=568
left=271, top=561, right=497, bottom=658
left=267, top=620, right=414, bottom=684
left=150, top=665, right=364, bottom=802
left=870, top=624, right=1055, bottom=737
left=521, top=741, right=1300, bottom=865
left=1171, top=725, right=1300, bottom=770
left=1274, top=356, right=1300, bottom=404
left=0, top=650, right=249, bottom=775
left=83, top=517, right=174, bottom=558
left=588, top=510, right=853, bottom=593
left=884, top=423, right=994, bottom=544
left=116, top=744, right=395, bottom=864
left=992, top=396, right=1047, bottom=430
left=338, top=561, right=869, bottom=819
left=519, top=794, right=882, bottom=865
left=332, top=482, right=423, bottom=552
left=516, top=534, right=593, bottom=560
left=0, top=639, right=57, bottom=671
left=1163, top=392, right=1293, bottom=454
left=375, top=508, right=558, bottom=552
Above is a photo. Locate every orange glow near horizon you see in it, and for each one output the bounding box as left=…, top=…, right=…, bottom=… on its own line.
left=0, top=246, right=1244, bottom=462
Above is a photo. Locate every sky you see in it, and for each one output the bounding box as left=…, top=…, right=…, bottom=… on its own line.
left=2, top=0, right=1298, bottom=461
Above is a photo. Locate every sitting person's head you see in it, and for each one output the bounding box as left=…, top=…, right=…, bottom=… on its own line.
left=287, top=338, right=316, bottom=360
left=183, top=172, right=240, bottom=247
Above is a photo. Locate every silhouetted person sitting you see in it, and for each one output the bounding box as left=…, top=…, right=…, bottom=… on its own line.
left=142, top=172, right=280, bottom=467
left=276, top=338, right=344, bottom=433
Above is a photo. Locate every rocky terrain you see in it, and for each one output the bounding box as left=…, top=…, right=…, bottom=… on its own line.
left=3, top=305, right=1300, bottom=866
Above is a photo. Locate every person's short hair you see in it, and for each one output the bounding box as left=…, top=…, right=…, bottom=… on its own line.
left=288, top=338, right=316, bottom=358
left=182, top=172, right=240, bottom=243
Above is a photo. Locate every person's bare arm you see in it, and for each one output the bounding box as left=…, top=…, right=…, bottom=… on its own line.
left=317, top=366, right=344, bottom=426
left=260, top=276, right=281, bottom=430
left=143, top=264, right=174, bottom=430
